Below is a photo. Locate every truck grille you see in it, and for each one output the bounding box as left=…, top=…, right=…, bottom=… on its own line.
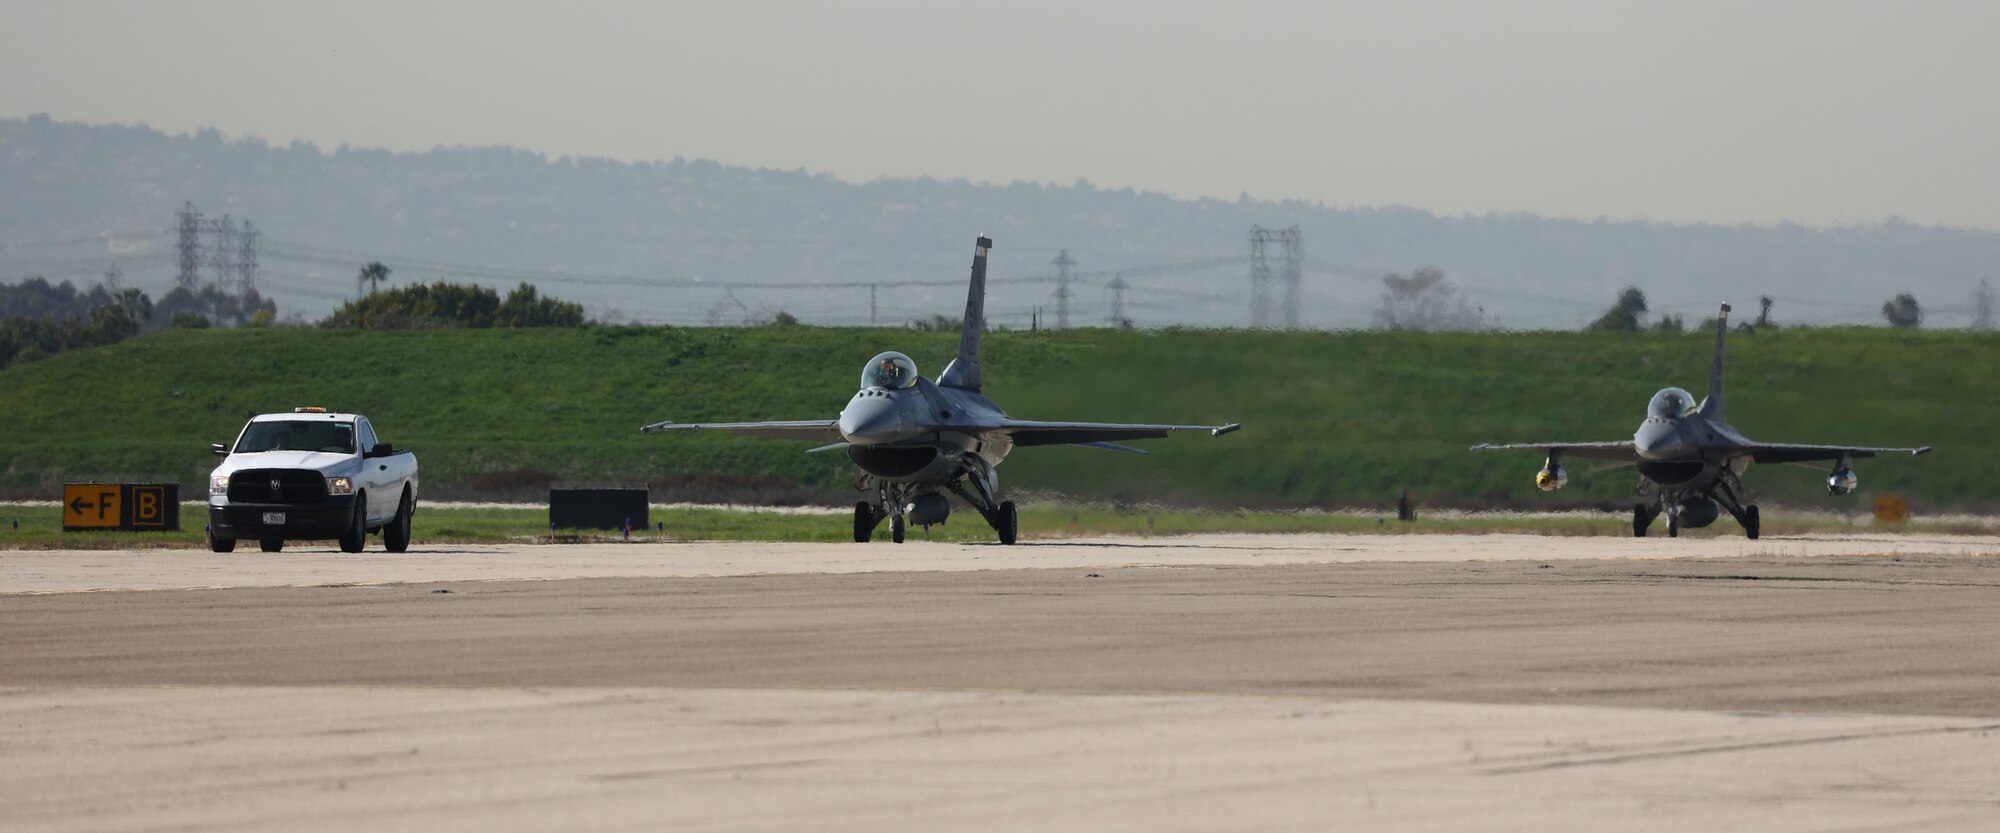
left=228, top=469, right=328, bottom=503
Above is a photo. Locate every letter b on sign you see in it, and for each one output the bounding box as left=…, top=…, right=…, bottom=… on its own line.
left=132, top=486, right=164, bottom=527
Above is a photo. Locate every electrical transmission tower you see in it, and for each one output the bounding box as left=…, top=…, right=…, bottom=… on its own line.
left=175, top=202, right=203, bottom=291
left=1247, top=225, right=1303, bottom=328
left=1052, top=249, right=1076, bottom=330
left=1106, top=274, right=1130, bottom=327
left=1975, top=279, right=1995, bottom=331
left=207, top=214, right=238, bottom=289
left=237, top=221, right=260, bottom=293
left=103, top=262, right=123, bottom=292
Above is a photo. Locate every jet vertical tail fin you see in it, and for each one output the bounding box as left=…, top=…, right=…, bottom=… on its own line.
left=937, top=235, right=991, bottom=391
left=1700, top=302, right=1730, bottom=420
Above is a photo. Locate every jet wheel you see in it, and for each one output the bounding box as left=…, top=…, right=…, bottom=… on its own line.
left=996, top=501, right=1018, bottom=545
left=1743, top=505, right=1760, bottom=540
left=853, top=502, right=874, bottom=543
left=891, top=514, right=906, bottom=544
left=1667, top=514, right=1680, bottom=538
left=1632, top=503, right=1651, bottom=538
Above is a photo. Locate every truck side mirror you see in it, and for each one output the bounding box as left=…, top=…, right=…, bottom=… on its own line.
left=368, top=443, right=394, bottom=458
left=211, top=442, right=229, bottom=457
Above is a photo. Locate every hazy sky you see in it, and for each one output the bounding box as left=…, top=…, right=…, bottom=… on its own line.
left=5, top=0, right=1997, bottom=230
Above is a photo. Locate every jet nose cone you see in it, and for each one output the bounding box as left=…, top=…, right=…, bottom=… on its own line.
left=1634, top=419, right=1687, bottom=460
left=839, top=394, right=904, bottom=443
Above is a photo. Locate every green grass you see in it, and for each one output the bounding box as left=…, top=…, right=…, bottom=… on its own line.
left=0, top=325, right=1993, bottom=509
left=0, top=502, right=1988, bottom=550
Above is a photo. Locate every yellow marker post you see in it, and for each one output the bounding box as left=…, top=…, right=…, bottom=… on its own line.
left=1874, top=495, right=1909, bottom=524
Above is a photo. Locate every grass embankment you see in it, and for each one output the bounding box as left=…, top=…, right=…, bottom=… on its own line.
left=0, top=325, right=1992, bottom=509
left=0, top=502, right=1985, bottom=550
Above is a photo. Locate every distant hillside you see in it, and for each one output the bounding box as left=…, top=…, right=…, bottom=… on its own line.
left=0, top=325, right=1989, bottom=511
left=3, top=114, right=1998, bottom=331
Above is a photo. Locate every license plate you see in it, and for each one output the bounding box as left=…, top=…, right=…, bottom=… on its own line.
left=262, top=512, right=286, bottom=525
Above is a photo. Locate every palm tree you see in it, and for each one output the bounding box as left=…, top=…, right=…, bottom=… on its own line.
left=357, top=262, right=392, bottom=299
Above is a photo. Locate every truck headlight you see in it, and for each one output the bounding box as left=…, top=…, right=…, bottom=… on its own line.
left=210, top=475, right=230, bottom=496
left=326, top=476, right=354, bottom=496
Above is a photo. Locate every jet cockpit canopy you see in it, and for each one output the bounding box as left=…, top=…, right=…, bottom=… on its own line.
left=1647, top=387, right=1697, bottom=418
left=861, top=352, right=919, bottom=390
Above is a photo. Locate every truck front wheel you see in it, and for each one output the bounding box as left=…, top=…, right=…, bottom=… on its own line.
left=339, top=493, right=367, bottom=553
left=208, top=528, right=236, bottom=553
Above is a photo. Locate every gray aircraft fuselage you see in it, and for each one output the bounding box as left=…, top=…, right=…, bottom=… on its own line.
left=1629, top=390, right=1755, bottom=491
left=837, top=374, right=1015, bottom=485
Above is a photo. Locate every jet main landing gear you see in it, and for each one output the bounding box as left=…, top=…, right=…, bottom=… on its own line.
left=853, top=501, right=882, bottom=543
left=1714, top=472, right=1760, bottom=540
left=1631, top=502, right=1660, bottom=537
left=944, top=478, right=1020, bottom=545
left=854, top=468, right=1022, bottom=546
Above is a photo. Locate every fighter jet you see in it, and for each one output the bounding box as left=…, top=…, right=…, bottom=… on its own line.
left=1472, top=304, right=1931, bottom=538
left=642, top=236, right=1240, bottom=544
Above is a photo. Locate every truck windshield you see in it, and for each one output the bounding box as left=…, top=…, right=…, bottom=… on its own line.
left=235, top=420, right=356, bottom=454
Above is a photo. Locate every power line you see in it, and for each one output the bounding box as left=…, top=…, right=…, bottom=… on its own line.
left=0, top=251, right=175, bottom=282
left=0, top=230, right=170, bottom=252
left=257, top=237, right=1247, bottom=294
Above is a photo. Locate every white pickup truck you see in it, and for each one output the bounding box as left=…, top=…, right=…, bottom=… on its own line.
left=206, top=408, right=420, bottom=553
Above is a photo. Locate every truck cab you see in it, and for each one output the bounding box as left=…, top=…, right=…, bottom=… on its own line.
left=206, top=408, right=420, bottom=553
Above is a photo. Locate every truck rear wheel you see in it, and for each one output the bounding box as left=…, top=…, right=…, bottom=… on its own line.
left=383, top=489, right=413, bottom=553
left=339, top=493, right=367, bottom=553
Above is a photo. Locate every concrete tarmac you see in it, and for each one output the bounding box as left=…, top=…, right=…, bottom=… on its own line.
left=5, top=533, right=2000, bottom=830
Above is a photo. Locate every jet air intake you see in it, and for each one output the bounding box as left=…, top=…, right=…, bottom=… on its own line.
left=847, top=445, right=958, bottom=483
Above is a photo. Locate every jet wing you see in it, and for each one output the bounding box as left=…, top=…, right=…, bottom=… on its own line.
left=994, top=419, right=1241, bottom=448
left=1744, top=443, right=1933, bottom=464
left=640, top=419, right=842, bottom=441
left=1469, top=441, right=1638, bottom=461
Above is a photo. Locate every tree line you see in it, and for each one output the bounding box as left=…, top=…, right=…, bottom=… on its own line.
left=2, top=263, right=584, bottom=368
left=0, top=277, right=281, bottom=367
left=320, top=265, right=585, bottom=329
left=1363, top=266, right=1988, bottom=334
